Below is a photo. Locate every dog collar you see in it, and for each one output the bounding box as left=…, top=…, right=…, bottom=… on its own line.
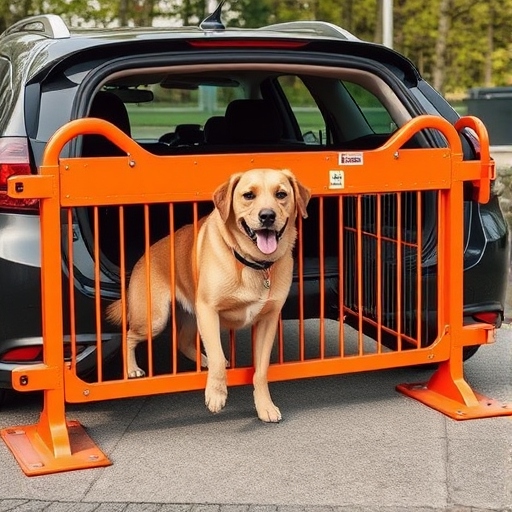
left=233, top=250, right=274, bottom=271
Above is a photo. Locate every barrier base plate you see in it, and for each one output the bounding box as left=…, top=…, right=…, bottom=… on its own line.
left=1, top=419, right=111, bottom=476
left=397, top=382, right=512, bottom=420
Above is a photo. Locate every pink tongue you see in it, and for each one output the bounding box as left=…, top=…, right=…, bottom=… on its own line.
left=256, top=230, right=278, bottom=254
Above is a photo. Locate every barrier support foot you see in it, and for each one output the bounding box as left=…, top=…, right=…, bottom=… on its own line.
left=1, top=420, right=111, bottom=476
left=1, top=370, right=111, bottom=476
left=397, top=345, right=512, bottom=420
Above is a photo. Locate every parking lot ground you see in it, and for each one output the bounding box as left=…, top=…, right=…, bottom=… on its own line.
left=0, top=327, right=511, bottom=511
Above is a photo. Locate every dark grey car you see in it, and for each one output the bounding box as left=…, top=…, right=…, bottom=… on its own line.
left=0, top=10, right=508, bottom=398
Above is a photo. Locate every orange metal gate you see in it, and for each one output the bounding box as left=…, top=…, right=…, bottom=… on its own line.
left=2, top=114, right=511, bottom=476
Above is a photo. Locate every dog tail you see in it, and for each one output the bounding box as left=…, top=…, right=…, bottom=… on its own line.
left=105, top=299, right=123, bottom=325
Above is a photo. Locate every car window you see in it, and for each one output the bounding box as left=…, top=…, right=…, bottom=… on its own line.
left=0, top=58, right=12, bottom=133
left=276, top=75, right=327, bottom=145
left=342, top=81, right=397, bottom=135
left=126, top=83, right=244, bottom=141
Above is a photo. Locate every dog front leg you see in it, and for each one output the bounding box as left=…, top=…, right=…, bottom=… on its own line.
left=253, top=313, right=282, bottom=423
left=195, top=301, right=228, bottom=413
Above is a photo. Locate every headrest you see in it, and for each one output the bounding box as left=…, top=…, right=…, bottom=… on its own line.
left=204, top=116, right=229, bottom=144
left=88, top=91, right=131, bottom=137
left=173, top=124, right=203, bottom=145
left=225, top=99, right=283, bottom=144
left=82, top=91, right=131, bottom=157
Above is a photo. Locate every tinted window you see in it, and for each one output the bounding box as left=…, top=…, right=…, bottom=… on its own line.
left=277, top=75, right=326, bottom=145
left=126, top=84, right=244, bottom=140
left=342, top=81, right=397, bottom=134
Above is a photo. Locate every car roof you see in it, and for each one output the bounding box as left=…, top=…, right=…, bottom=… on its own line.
left=2, top=14, right=361, bottom=42
left=0, top=14, right=422, bottom=86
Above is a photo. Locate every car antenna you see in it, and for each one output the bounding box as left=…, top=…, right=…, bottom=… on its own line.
left=199, top=0, right=226, bottom=31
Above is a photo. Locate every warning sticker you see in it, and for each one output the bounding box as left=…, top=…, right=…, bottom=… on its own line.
left=338, top=152, right=364, bottom=166
left=329, top=170, right=345, bottom=189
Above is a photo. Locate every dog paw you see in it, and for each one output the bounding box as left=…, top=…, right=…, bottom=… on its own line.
left=205, top=381, right=227, bottom=413
left=127, top=368, right=146, bottom=379
left=254, top=392, right=282, bottom=423
left=257, top=403, right=282, bottom=423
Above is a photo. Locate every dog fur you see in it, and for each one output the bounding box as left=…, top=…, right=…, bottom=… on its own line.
left=106, top=168, right=310, bottom=422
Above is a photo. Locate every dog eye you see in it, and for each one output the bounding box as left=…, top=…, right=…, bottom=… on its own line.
left=275, top=191, right=288, bottom=200
left=243, top=191, right=255, bottom=200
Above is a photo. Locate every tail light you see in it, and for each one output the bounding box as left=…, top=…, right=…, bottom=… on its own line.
left=472, top=311, right=501, bottom=326
left=188, top=40, right=308, bottom=48
left=0, top=346, right=43, bottom=362
left=0, top=344, right=86, bottom=363
left=0, top=137, right=39, bottom=211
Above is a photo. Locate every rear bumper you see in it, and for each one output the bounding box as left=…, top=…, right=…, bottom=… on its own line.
left=0, top=334, right=121, bottom=388
left=0, top=233, right=121, bottom=389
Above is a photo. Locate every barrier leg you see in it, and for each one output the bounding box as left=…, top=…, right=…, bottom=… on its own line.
left=397, top=328, right=512, bottom=420
left=1, top=365, right=111, bottom=476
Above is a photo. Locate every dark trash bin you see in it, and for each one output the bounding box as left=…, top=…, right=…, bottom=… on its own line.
left=464, top=87, right=512, bottom=146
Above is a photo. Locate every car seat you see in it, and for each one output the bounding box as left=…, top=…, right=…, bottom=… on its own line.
left=224, top=99, right=283, bottom=144
left=203, top=116, right=230, bottom=144
left=81, top=91, right=131, bottom=157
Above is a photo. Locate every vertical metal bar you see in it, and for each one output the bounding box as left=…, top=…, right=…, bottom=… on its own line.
left=230, top=330, right=236, bottom=368
left=297, top=214, right=305, bottom=362
left=169, top=203, right=178, bottom=375
left=376, top=194, right=383, bottom=353
left=416, top=192, right=423, bottom=347
left=396, top=192, right=403, bottom=350
left=437, top=190, right=445, bottom=338
left=338, top=195, right=345, bottom=358
left=144, top=203, right=153, bottom=377
left=34, top=163, right=71, bottom=456
left=193, top=202, right=201, bottom=372
left=278, top=315, right=284, bottom=364
left=66, top=208, right=77, bottom=370
left=93, top=206, right=103, bottom=383
left=118, top=206, right=128, bottom=380
left=318, top=196, right=325, bottom=359
left=356, top=195, right=364, bottom=355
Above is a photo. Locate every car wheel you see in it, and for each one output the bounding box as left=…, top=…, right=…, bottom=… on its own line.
left=0, top=388, right=7, bottom=408
left=463, top=345, right=480, bottom=361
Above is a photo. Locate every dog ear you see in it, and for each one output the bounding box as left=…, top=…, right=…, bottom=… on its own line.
left=282, top=169, right=311, bottom=219
left=213, top=173, right=242, bottom=223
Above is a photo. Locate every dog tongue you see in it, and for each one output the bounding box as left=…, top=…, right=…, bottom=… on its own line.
left=256, top=230, right=278, bottom=254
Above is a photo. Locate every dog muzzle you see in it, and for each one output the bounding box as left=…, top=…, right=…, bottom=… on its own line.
left=241, top=219, right=288, bottom=255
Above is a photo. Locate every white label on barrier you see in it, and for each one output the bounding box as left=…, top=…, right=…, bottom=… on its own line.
left=338, top=152, right=363, bottom=165
left=329, top=170, right=345, bottom=189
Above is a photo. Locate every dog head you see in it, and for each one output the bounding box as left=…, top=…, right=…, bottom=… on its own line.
left=213, top=169, right=310, bottom=259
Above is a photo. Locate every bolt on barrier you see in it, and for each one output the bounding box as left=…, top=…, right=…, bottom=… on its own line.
left=1, top=115, right=510, bottom=476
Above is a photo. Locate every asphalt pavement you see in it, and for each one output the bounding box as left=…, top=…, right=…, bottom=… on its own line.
left=0, top=325, right=511, bottom=512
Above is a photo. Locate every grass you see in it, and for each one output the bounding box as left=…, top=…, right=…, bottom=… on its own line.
left=126, top=104, right=394, bottom=139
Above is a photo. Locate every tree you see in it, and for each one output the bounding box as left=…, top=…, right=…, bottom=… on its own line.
left=1, top=0, right=510, bottom=93
left=228, top=0, right=273, bottom=27
left=433, top=0, right=451, bottom=93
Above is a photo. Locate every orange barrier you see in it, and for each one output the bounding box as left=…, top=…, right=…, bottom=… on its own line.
left=1, top=115, right=510, bottom=476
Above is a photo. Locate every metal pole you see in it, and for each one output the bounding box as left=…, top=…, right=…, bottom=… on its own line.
left=382, top=0, right=393, bottom=49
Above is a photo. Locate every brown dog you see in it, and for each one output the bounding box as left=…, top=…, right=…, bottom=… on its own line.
left=106, top=168, right=310, bottom=422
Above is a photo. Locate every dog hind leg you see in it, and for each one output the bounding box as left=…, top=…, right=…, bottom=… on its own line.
left=177, top=310, right=208, bottom=368
left=125, top=288, right=171, bottom=378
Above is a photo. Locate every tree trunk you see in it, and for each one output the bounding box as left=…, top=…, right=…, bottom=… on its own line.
left=118, top=0, right=129, bottom=26
left=374, top=0, right=383, bottom=44
left=433, top=0, right=452, bottom=94
left=484, top=5, right=494, bottom=87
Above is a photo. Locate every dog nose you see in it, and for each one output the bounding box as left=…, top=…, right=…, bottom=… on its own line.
left=259, top=209, right=276, bottom=227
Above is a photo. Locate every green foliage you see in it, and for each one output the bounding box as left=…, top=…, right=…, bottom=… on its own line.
left=1, top=0, right=511, bottom=93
